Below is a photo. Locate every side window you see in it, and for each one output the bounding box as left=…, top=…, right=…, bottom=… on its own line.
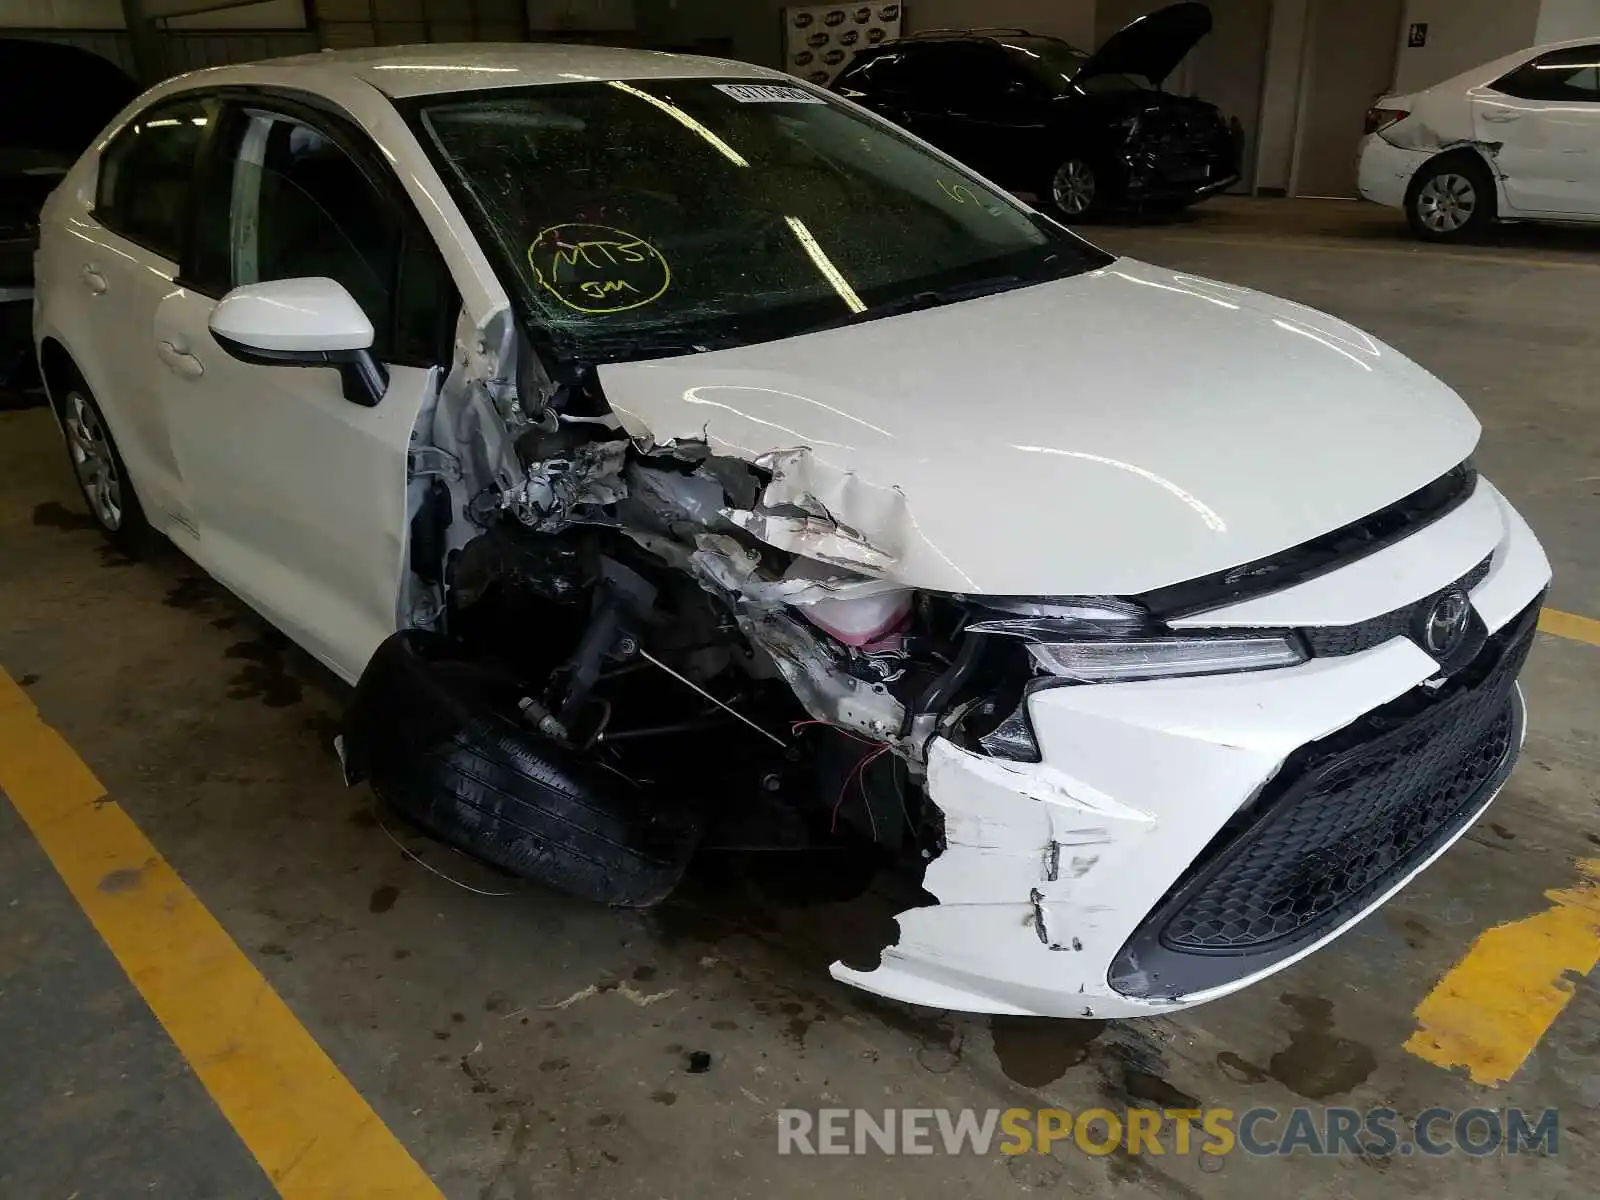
left=944, top=43, right=1029, bottom=98
left=1492, top=46, right=1600, bottom=103
left=193, top=108, right=454, bottom=365
left=95, top=96, right=214, bottom=259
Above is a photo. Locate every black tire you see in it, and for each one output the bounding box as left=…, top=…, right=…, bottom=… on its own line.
left=1044, top=156, right=1103, bottom=222
left=51, top=363, right=153, bottom=556
left=1406, top=154, right=1496, bottom=243
left=342, top=630, right=702, bottom=907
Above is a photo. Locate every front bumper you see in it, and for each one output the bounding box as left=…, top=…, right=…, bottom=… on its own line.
left=832, top=477, right=1550, bottom=1018
left=1122, top=154, right=1239, bottom=207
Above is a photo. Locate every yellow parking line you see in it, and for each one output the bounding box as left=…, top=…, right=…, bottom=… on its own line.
left=0, top=669, right=443, bottom=1199
left=1123, top=232, right=1600, bottom=272
left=1539, top=607, right=1600, bottom=646
left=1405, top=859, right=1600, bottom=1085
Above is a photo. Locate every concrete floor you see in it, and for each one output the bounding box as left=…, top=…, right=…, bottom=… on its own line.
left=2, top=197, right=1599, bottom=1198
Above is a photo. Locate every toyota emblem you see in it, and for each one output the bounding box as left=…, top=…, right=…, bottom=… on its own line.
left=1419, top=588, right=1471, bottom=658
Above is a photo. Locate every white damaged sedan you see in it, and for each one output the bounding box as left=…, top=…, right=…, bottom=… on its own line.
left=35, top=45, right=1550, bottom=1019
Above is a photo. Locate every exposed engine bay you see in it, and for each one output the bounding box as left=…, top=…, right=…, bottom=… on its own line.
left=364, top=310, right=1039, bottom=905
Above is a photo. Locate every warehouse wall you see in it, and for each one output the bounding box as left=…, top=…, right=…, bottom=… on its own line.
left=314, top=0, right=528, bottom=48
left=633, top=0, right=1095, bottom=69
left=1392, top=0, right=1541, bottom=92
left=1535, top=0, right=1600, bottom=42
left=0, top=0, right=313, bottom=77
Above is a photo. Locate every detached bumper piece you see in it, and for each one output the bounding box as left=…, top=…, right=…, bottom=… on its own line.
left=1112, top=597, right=1540, bottom=1000
left=341, top=630, right=701, bottom=907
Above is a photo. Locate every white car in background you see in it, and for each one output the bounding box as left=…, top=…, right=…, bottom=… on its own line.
left=35, top=45, right=1549, bottom=1019
left=1359, top=36, right=1600, bottom=241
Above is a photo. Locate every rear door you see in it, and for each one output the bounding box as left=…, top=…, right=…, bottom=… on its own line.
left=1476, top=44, right=1600, bottom=216
left=76, top=94, right=216, bottom=542
left=153, top=96, right=456, bottom=681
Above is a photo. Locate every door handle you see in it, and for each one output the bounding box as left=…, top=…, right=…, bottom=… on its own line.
left=157, top=340, right=204, bottom=379
left=80, top=265, right=108, bottom=294
left=1480, top=109, right=1523, bottom=123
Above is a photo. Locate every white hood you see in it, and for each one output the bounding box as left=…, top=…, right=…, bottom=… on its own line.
left=598, top=258, right=1480, bottom=596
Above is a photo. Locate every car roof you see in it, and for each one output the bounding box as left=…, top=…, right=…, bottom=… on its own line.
left=871, top=29, right=1080, bottom=50
left=246, top=42, right=786, bottom=98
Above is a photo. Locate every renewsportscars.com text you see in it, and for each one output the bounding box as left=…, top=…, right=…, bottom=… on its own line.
left=776, top=1106, right=1559, bottom=1158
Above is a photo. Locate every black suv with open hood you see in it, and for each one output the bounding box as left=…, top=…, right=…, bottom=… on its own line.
left=832, top=2, right=1240, bottom=219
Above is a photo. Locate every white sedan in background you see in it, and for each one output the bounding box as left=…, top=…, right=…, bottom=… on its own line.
left=1360, top=36, right=1600, bottom=240
left=35, top=45, right=1549, bottom=1019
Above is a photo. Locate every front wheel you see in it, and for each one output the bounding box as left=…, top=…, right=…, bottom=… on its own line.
left=1047, top=158, right=1102, bottom=221
left=57, top=375, right=152, bottom=556
left=1406, top=157, right=1495, bottom=242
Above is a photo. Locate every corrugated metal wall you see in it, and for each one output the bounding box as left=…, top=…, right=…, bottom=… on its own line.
left=3, top=0, right=585, bottom=80
left=3, top=26, right=313, bottom=79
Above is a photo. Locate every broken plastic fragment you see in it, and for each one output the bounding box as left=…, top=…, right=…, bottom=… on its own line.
left=502, top=439, right=628, bottom=530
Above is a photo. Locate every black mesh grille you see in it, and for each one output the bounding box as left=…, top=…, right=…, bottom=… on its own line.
left=1157, top=601, right=1536, bottom=956
left=1302, top=556, right=1492, bottom=658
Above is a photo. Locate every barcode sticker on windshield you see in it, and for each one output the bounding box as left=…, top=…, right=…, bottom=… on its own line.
left=714, top=83, right=824, bottom=104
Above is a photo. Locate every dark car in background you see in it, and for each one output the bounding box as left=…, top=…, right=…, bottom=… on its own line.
left=1, top=39, right=136, bottom=399
left=832, top=2, right=1240, bottom=220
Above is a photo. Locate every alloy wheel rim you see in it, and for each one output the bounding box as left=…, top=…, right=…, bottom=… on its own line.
left=1052, top=160, right=1096, bottom=216
left=64, top=391, right=122, bottom=530
left=1417, top=173, right=1476, bottom=233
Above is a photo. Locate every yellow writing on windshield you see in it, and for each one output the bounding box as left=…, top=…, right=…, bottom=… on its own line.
left=528, top=223, right=671, bottom=313
left=937, top=178, right=979, bottom=205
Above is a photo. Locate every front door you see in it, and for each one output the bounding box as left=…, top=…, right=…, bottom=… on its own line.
left=1474, top=44, right=1600, bottom=217
left=153, top=100, right=454, bottom=682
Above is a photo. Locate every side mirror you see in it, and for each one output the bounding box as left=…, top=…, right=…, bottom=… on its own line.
left=209, top=277, right=389, bottom=407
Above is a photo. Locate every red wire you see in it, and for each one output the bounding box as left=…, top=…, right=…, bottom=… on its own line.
left=832, top=743, right=890, bottom=835
left=791, top=720, right=889, bottom=837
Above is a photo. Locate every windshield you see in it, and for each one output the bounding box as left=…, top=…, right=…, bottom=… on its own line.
left=412, top=79, right=1109, bottom=363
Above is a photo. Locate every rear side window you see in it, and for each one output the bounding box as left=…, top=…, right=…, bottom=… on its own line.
left=1491, top=45, right=1600, bottom=102
left=95, top=96, right=213, bottom=260
left=939, top=42, right=1028, bottom=95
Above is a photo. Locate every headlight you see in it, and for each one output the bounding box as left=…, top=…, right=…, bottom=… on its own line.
left=966, top=597, right=1306, bottom=684
left=1021, top=635, right=1305, bottom=682
left=954, top=597, right=1308, bottom=764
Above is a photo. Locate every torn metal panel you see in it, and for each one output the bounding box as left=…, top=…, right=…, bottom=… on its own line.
left=429, top=307, right=524, bottom=507
left=725, top=447, right=908, bottom=576
left=688, top=532, right=910, bottom=608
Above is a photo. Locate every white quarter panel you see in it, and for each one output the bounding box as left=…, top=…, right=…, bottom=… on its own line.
left=1356, top=134, right=1433, bottom=209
